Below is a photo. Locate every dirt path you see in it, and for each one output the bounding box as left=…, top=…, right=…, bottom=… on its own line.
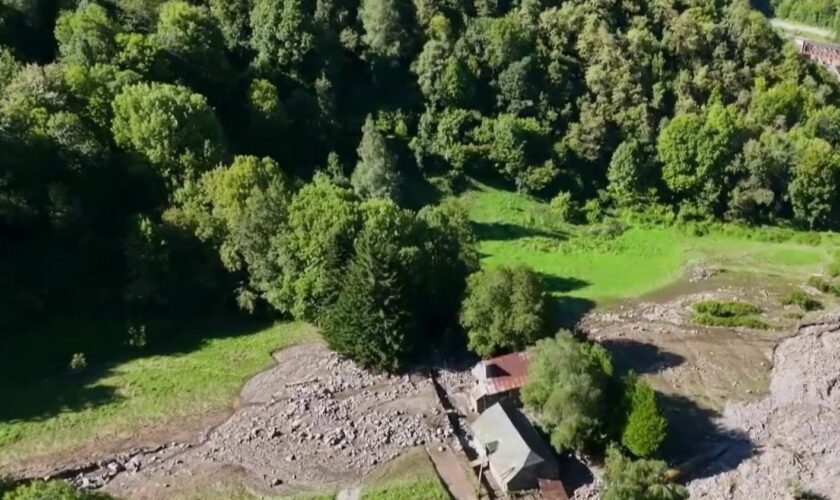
left=428, top=447, right=478, bottom=500
left=771, top=18, right=834, bottom=39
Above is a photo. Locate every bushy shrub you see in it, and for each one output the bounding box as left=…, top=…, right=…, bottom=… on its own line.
left=550, top=192, right=580, bottom=223
left=693, top=300, right=761, bottom=317
left=601, top=446, right=688, bottom=500
left=782, top=291, right=823, bottom=312
left=521, top=331, right=613, bottom=453
left=583, top=198, right=605, bottom=224
left=692, top=300, right=768, bottom=329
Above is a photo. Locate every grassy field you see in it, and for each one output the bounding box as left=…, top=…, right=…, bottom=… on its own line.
left=0, top=320, right=313, bottom=469
left=360, top=449, right=450, bottom=500
left=460, top=183, right=837, bottom=305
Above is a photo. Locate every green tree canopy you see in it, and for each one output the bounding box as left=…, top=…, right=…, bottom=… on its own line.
left=154, top=1, right=231, bottom=85
left=789, top=138, right=840, bottom=229
left=321, top=200, right=423, bottom=372
left=112, top=82, right=227, bottom=184
left=360, top=0, right=414, bottom=60
left=521, top=331, right=613, bottom=453
left=351, top=115, right=401, bottom=201
left=620, top=375, right=667, bottom=458
left=459, top=265, right=549, bottom=357
left=602, top=446, right=688, bottom=500
left=279, top=174, right=363, bottom=319
left=55, top=3, right=117, bottom=67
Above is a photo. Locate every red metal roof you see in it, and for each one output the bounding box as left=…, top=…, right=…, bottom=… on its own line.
left=484, top=351, right=530, bottom=395
left=539, top=479, right=569, bottom=500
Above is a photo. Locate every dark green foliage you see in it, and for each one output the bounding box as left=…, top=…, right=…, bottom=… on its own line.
left=112, top=82, right=226, bottom=184
left=3, top=0, right=840, bottom=372
left=521, top=331, right=614, bottom=453
left=321, top=201, right=422, bottom=372
left=620, top=375, right=667, bottom=458
left=460, top=265, right=550, bottom=357
left=692, top=300, right=768, bottom=329
left=154, top=1, right=231, bottom=88
left=693, top=300, right=762, bottom=317
left=601, top=446, right=688, bottom=500
left=782, top=291, right=823, bottom=311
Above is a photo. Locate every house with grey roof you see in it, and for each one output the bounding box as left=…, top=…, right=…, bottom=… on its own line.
left=470, top=402, right=560, bottom=492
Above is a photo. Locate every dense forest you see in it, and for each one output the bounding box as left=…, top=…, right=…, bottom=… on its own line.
left=2, top=0, right=840, bottom=365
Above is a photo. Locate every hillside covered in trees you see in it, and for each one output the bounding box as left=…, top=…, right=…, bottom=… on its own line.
left=769, top=0, right=840, bottom=35
left=2, top=0, right=840, bottom=363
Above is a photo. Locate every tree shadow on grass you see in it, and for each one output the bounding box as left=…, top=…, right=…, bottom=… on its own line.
left=656, top=393, right=755, bottom=480
left=0, top=314, right=271, bottom=424
left=472, top=221, right=567, bottom=242
left=601, top=339, right=686, bottom=376
left=538, top=273, right=589, bottom=294
left=549, top=295, right=596, bottom=331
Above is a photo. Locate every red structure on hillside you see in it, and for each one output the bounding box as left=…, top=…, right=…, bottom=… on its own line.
left=796, top=39, right=840, bottom=77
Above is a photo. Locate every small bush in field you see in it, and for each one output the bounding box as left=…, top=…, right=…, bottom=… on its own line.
left=782, top=291, right=823, bottom=312
left=807, top=275, right=832, bottom=293
left=692, top=300, right=768, bottom=329
left=69, top=353, right=87, bottom=373
left=693, top=300, right=761, bottom=317
left=550, top=192, right=580, bottom=223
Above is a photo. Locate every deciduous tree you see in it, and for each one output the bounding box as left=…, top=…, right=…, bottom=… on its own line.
left=112, top=82, right=227, bottom=184
left=460, top=265, right=549, bottom=357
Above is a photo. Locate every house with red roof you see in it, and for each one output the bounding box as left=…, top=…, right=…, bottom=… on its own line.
left=470, top=351, right=530, bottom=412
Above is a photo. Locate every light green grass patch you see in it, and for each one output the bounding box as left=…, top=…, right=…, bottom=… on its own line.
left=0, top=322, right=313, bottom=469
left=361, top=449, right=450, bottom=500
left=459, top=183, right=838, bottom=303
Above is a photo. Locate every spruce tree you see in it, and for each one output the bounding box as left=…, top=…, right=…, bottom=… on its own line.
left=351, top=116, right=401, bottom=201
left=320, top=201, right=419, bottom=372
left=621, top=375, right=668, bottom=457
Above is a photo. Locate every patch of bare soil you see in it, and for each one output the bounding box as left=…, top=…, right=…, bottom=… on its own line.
left=63, top=342, right=453, bottom=499
left=688, top=314, right=840, bottom=499
left=580, top=277, right=808, bottom=466
left=582, top=280, right=800, bottom=408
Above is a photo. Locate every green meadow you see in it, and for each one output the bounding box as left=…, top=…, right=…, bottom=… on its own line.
left=0, top=320, right=313, bottom=468
left=460, top=182, right=836, bottom=303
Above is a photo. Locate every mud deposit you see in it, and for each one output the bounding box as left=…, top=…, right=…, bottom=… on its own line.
left=83, top=342, right=452, bottom=498
left=688, top=315, right=840, bottom=499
